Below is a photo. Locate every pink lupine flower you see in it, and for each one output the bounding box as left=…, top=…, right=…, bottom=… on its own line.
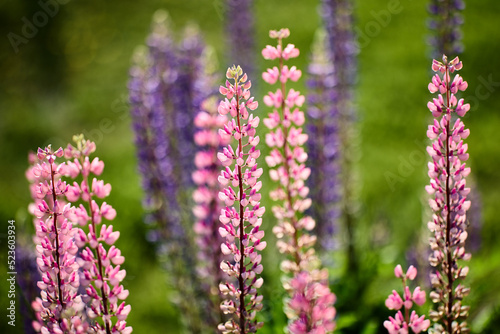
left=262, top=28, right=336, bottom=333
left=217, top=66, right=266, bottom=334
left=384, top=265, right=429, bottom=334
left=192, top=96, right=230, bottom=323
left=30, top=145, right=86, bottom=333
left=288, top=272, right=336, bottom=334
left=426, top=56, right=471, bottom=333
left=385, top=291, right=404, bottom=310
left=64, top=135, right=132, bottom=334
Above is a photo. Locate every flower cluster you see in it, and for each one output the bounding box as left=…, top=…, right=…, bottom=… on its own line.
left=128, top=11, right=214, bottom=331
left=64, top=135, right=131, bottom=334
left=217, top=65, right=266, bottom=333
left=426, top=56, right=471, bottom=333
left=384, top=265, right=430, bottom=334
left=192, top=96, right=229, bottom=322
left=262, top=28, right=336, bottom=333
left=30, top=145, right=86, bottom=333
left=428, top=0, right=465, bottom=57
left=287, top=271, right=336, bottom=334
left=306, top=29, right=340, bottom=252
left=225, top=0, right=256, bottom=78
left=321, top=0, right=359, bottom=271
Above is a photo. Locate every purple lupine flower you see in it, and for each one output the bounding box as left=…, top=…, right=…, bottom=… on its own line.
left=64, top=136, right=132, bottom=334
left=384, top=265, right=430, bottom=334
left=217, top=65, right=266, bottom=333
left=128, top=12, right=215, bottom=333
left=172, top=24, right=207, bottom=190
left=306, top=29, right=341, bottom=252
left=192, top=96, right=230, bottom=324
left=321, top=0, right=359, bottom=268
left=426, top=56, right=471, bottom=333
left=225, top=0, right=256, bottom=79
left=15, top=244, right=41, bottom=334
left=428, top=0, right=465, bottom=57
left=262, top=28, right=336, bottom=333
left=30, top=145, right=86, bottom=333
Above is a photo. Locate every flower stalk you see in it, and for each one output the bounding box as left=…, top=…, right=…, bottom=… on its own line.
left=217, top=65, right=266, bottom=333
left=262, top=28, right=336, bottom=333
left=426, top=55, right=471, bottom=333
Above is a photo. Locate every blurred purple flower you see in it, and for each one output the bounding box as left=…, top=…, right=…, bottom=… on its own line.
left=128, top=11, right=217, bottom=333
left=225, top=0, right=256, bottom=78
left=428, top=0, right=465, bottom=57
left=306, top=29, right=341, bottom=252
left=320, top=0, right=359, bottom=268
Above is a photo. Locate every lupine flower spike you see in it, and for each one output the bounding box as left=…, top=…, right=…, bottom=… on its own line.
left=64, top=135, right=132, bottom=334
left=426, top=56, right=471, bottom=333
left=225, top=0, right=256, bottom=78
left=384, top=265, right=430, bottom=334
left=128, top=12, right=211, bottom=331
left=321, top=0, right=359, bottom=271
left=193, top=96, right=230, bottom=323
left=30, top=145, right=86, bottom=333
left=217, top=65, right=266, bottom=333
left=428, top=0, right=465, bottom=57
left=262, top=28, right=336, bottom=333
left=306, top=29, right=341, bottom=252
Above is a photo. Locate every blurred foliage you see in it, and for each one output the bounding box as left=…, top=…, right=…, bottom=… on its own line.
left=1, top=0, right=500, bottom=333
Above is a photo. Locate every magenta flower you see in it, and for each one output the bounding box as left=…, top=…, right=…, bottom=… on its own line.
left=217, top=66, right=266, bottom=334
left=384, top=265, right=430, bottom=334
left=287, top=271, right=336, bottom=334
left=65, top=135, right=132, bottom=334
left=426, top=56, right=471, bottom=333
left=262, top=28, right=336, bottom=333
left=192, top=96, right=230, bottom=323
left=30, top=145, right=87, bottom=333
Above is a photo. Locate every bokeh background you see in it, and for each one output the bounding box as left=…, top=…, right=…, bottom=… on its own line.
left=1, top=0, right=500, bottom=333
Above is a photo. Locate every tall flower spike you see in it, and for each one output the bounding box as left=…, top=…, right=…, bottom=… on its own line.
left=193, top=96, right=229, bottom=324
left=262, top=29, right=336, bottom=333
left=321, top=0, right=359, bottom=272
left=426, top=56, right=471, bottom=333
left=306, top=28, right=341, bottom=252
left=217, top=65, right=266, bottom=334
left=64, top=135, right=132, bottom=334
left=128, top=11, right=212, bottom=332
left=428, top=0, right=465, bottom=57
left=30, top=145, right=86, bottom=333
left=225, top=0, right=256, bottom=79
left=384, top=265, right=430, bottom=334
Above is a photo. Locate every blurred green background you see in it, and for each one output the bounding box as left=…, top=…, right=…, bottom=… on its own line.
left=1, top=0, right=500, bottom=333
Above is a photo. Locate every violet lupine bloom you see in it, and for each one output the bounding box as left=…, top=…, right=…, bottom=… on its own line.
left=173, top=24, right=207, bottom=189
left=217, top=65, right=266, bottom=334
left=192, top=96, right=229, bottom=323
left=31, top=145, right=86, bottom=333
left=426, top=56, right=471, bottom=333
left=15, top=244, right=41, bottom=334
left=321, top=0, right=359, bottom=269
left=129, top=11, right=184, bottom=240
left=428, top=0, right=465, bottom=57
left=64, top=135, right=132, bottom=334
left=225, top=0, right=256, bottom=78
left=129, top=12, right=215, bottom=332
left=384, top=265, right=430, bottom=334
left=306, top=29, right=341, bottom=252
left=262, top=28, right=336, bottom=333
